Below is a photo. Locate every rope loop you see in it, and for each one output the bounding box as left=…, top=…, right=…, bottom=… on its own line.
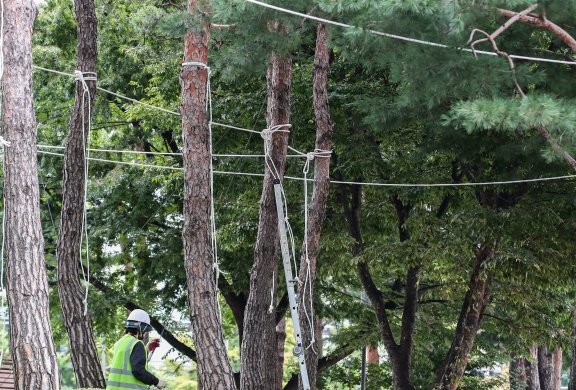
left=261, top=129, right=272, bottom=142
left=74, top=70, right=97, bottom=86
left=313, top=148, right=332, bottom=158
left=261, top=124, right=292, bottom=142
left=182, top=61, right=210, bottom=70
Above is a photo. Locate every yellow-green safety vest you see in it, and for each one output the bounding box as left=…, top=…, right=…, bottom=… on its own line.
left=106, top=334, right=150, bottom=390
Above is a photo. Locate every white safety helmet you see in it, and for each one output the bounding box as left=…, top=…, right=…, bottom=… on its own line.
left=126, top=309, right=153, bottom=333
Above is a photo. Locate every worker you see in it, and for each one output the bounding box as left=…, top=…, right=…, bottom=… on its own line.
left=107, top=309, right=168, bottom=389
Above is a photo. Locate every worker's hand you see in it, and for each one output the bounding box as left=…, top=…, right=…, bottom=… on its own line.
left=156, top=379, right=167, bottom=389
left=147, top=338, right=161, bottom=352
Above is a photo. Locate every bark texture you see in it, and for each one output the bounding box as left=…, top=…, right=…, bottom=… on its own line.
left=538, top=345, right=552, bottom=390
left=240, top=23, right=292, bottom=390
left=2, top=1, right=61, bottom=388
left=56, top=0, right=105, bottom=386
left=434, top=242, right=494, bottom=390
left=527, top=345, right=541, bottom=390
left=552, top=347, right=562, bottom=390
left=367, top=344, right=379, bottom=364
left=180, top=0, right=236, bottom=388
left=297, top=23, right=333, bottom=390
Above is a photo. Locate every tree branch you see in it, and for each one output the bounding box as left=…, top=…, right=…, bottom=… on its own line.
left=498, top=8, right=576, bottom=52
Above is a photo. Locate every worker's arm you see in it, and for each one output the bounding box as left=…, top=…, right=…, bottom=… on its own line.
left=130, top=341, right=160, bottom=386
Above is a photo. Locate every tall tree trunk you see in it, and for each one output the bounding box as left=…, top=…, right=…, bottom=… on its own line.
left=552, top=347, right=562, bottom=390
left=240, top=22, right=292, bottom=390
left=2, top=1, right=61, bottom=388
left=538, top=345, right=552, bottom=390
left=56, top=0, right=105, bottom=387
left=571, top=295, right=576, bottom=390
left=510, top=357, right=527, bottom=390
left=434, top=241, right=494, bottom=390
left=297, top=22, right=333, bottom=390
left=527, top=345, right=541, bottom=390
left=180, top=0, right=236, bottom=388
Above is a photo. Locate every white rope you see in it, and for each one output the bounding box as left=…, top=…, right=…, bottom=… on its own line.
left=268, top=271, right=275, bottom=314
left=301, top=153, right=315, bottom=353
left=32, top=65, right=309, bottom=160
left=243, top=0, right=576, bottom=66
left=74, top=70, right=96, bottom=316
left=37, top=149, right=576, bottom=187
left=36, top=144, right=306, bottom=159
left=301, top=150, right=331, bottom=354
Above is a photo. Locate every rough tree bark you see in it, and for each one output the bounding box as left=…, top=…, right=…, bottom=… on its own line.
left=297, top=22, right=334, bottom=390
left=527, top=345, right=541, bottom=390
left=552, top=347, right=562, bottom=390
left=571, top=295, right=576, bottom=390
left=2, top=1, right=61, bottom=388
left=240, top=21, right=292, bottom=390
left=179, top=0, right=236, bottom=388
left=538, top=345, right=552, bottom=390
left=56, top=0, right=105, bottom=386
left=434, top=241, right=494, bottom=390
left=367, top=344, right=379, bottom=364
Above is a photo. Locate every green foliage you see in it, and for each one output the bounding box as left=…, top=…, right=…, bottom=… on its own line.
left=29, top=0, right=576, bottom=387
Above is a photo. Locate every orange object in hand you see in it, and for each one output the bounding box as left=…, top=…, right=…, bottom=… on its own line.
left=148, top=338, right=160, bottom=352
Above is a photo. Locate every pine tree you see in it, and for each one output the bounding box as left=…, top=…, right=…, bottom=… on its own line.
left=56, top=0, right=106, bottom=386
left=2, top=0, right=61, bottom=388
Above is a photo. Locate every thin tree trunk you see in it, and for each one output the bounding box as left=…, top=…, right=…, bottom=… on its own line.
left=434, top=242, right=494, bottom=390
left=297, top=22, right=333, bottom=390
left=276, top=318, right=286, bottom=390
left=510, top=357, right=527, bottom=390
left=552, top=347, right=562, bottom=390
left=56, top=0, right=105, bottom=386
left=180, top=0, right=236, bottom=388
left=527, top=345, right=541, bottom=390
left=538, top=345, right=552, bottom=390
left=240, top=22, right=292, bottom=390
left=571, top=295, right=576, bottom=390
left=2, top=1, right=60, bottom=388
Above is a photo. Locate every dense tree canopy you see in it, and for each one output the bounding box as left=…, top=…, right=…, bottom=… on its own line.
left=11, top=0, right=576, bottom=388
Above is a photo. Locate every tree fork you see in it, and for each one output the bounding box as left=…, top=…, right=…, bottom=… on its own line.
left=434, top=241, right=495, bottom=390
left=180, top=0, right=236, bottom=388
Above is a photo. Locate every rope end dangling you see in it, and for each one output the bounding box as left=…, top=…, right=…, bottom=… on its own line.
left=268, top=271, right=275, bottom=314
left=0, top=137, right=10, bottom=147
